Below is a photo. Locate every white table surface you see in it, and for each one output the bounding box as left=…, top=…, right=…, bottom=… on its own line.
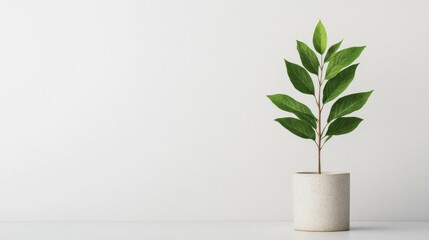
left=0, top=221, right=427, bottom=240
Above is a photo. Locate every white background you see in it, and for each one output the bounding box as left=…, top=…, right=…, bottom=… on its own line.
left=0, top=0, right=427, bottom=222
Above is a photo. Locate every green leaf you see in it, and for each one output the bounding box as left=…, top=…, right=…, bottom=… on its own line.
left=267, top=94, right=317, bottom=128
left=284, top=60, right=315, bottom=95
left=275, top=117, right=316, bottom=140
left=325, top=46, right=365, bottom=80
left=327, top=91, right=373, bottom=123
left=297, top=40, right=319, bottom=75
left=313, top=20, right=327, bottom=54
left=324, top=40, right=343, bottom=62
left=326, top=117, right=363, bottom=135
left=324, top=135, right=333, bottom=144
left=323, top=64, right=359, bottom=104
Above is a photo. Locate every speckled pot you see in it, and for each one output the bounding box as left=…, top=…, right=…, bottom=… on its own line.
left=293, top=172, right=350, bottom=232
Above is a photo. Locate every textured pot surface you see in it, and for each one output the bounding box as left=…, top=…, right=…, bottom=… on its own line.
left=293, top=172, right=350, bottom=232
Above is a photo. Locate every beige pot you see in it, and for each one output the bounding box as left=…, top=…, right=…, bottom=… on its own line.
left=293, top=172, right=350, bottom=231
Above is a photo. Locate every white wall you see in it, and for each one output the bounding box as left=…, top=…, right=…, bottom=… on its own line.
left=0, top=0, right=428, bottom=221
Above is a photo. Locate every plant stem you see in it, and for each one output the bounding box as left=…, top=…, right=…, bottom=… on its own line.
left=317, top=55, right=324, bottom=174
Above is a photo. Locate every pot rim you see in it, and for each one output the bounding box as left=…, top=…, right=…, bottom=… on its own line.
left=295, top=171, right=350, bottom=175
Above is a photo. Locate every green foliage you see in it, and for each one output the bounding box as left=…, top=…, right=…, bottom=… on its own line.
left=324, top=40, right=342, bottom=62
left=325, top=46, right=365, bottom=80
left=267, top=94, right=317, bottom=128
left=275, top=118, right=315, bottom=140
left=313, top=20, right=327, bottom=54
left=297, top=40, right=319, bottom=75
left=323, top=64, right=358, bottom=103
left=268, top=20, right=372, bottom=161
left=284, top=60, right=315, bottom=95
left=324, top=135, right=333, bottom=144
left=326, top=117, right=363, bottom=135
left=327, top=91, right=373, bottom=123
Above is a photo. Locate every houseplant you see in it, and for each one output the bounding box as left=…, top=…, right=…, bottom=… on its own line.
left=268, top=21, right=372, bottom=231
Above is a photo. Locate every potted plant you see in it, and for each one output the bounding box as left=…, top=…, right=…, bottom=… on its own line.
left=268, top=21, right=372, bottom=231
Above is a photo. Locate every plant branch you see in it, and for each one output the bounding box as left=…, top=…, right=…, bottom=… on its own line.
left=321, top=139, right=328, bottom=149
left=314, top=140, right=319, bottom=148
left=316, top=54, right=324, bottom=174
left=321, top=124, right=328, bottom=136
left=313, top=95, right=319, bottom=106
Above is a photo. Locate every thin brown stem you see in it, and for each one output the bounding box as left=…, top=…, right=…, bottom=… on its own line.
left=321, top=124, right=328, bottom=136
left=316, top=54, right=325, bottom=174
left=313, top=95, right=319, bottom=105
left=321, top=139, right=327, bottom=149
left=317, top=105, right=321, bottom=174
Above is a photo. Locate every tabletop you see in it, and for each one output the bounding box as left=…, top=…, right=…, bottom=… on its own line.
left=0, top=221, right=428, bottom=240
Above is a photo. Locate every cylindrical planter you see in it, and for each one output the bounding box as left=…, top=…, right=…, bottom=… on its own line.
left=293, top=172, right=350, bottom=232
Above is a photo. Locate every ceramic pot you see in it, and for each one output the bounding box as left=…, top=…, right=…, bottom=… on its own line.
left=293, top=172, right=350, bottom=231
